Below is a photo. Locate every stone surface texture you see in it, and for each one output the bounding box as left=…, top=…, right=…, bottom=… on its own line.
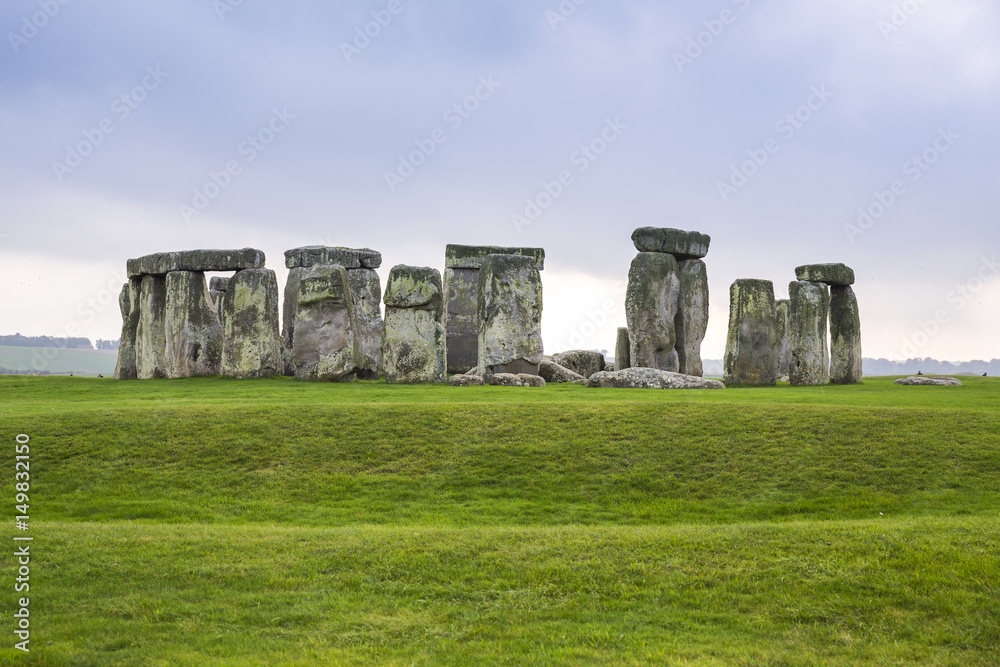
left=587, top=367, right=725, bottom=389
left=477, top=254, right=544, bottom=379
left=291, top=266, right=361, bottom=382
left=444, top=267, right=480, bottom=374
left=774, top=299, right=791, bottom=380
left=631, top=227, right=711, bottom=259
left=539, top=358, right=586, bottom=383
left=829, top=285, right=863, bottom=384
left=128, top=248, right=265, bottom=278
left=789, top=280, right=831, bottom=386
left=626, top=252, right=681, bottom=372
left=446, top=245, right=545, bottom=270
left=723, top=279, right=777, bottom=386
left=283, top=246, right=382, bottom=270
left=551, top=350, right=606, bottom=379
left=135, top=274, right=168, bottom=379
left=614, top=327, right=631, bottom=371
left=675, top=259, right=709, bottom=377
left=794, top=263, right=855, bottom=286
left=894, top=376, right=963, bottom=386
left=487, top=373, right=546, bottom=387
left=348, top=268, right=384, bottom=380
left=382, top=266, right=446, bottom=384
left=113, top=278, right=141, bottom=380
left=164, top=271, right=222, bottom=378
left=221, top=269, right=283, bottom=379
left=449, top=374, right=485, bottom=386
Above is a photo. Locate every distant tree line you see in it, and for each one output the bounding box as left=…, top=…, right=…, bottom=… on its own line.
left=95, top=339, right=120, bottom=350
left=0, top=334, right=93, bottom=349
left=862, top=358, right=1000, bottom=376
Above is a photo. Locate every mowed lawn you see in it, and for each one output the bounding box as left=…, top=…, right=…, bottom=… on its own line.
left=1, top=375, right=998, bottom=665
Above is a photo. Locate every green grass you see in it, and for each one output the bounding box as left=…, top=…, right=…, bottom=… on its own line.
left=1, top=375, right=998, bottom=664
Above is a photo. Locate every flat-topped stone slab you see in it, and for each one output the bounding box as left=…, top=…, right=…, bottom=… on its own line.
left=127, top=249, right=266, bottom=278
left=587, top=367, right=725, bottom=389
left=894, top=376, right=963, bottom=386
left=445, top=245, right=545, bottom=270
left=631, top=228, right=710, bottom=259
left=795, top=263, right=855, bottom=286
left=284, top=246, right=382, bottom=270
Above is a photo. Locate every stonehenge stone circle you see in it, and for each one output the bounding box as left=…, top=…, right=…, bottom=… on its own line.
left=135, top=274, right=168, bottom=379
left=164, top=271, right=222, bottom=378
left=723, top=279, right=777, bottom=386
left=127, top=248, right=265, bottom=279
left=291, top=265, right=361, bottom=382
left=675, top=259, right=709, bottom=377
left=221, top=268, right=283, bottom=378
left=614, top=327, right=631, bottom=371
left=381, top=265, right=447, bottom=384
left=551, top=350, right=606, bottom=379
left=788, top=280, right=830, bottom=386
left=774, top=299, right=791, bottom=380
left=113, top=278, right=141, bottom=380
left=445, top=245, right=544, bottom=374
left=587, top=367, right=725, bottom=390
left=795, top=263, right=855, bottom=286
left=626, top=252, right=681, bottom=372
left=829, top=285, right=863, bottom=384
left=477, top=254, right=544, bottom=380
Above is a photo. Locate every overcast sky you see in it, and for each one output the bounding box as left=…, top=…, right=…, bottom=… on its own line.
left=1, top=0, right=998, bottom=361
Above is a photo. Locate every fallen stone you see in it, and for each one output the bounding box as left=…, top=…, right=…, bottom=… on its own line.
left=587, top=367, right=725, bottom=389
left=614, top=327, right=631, bottom=371
left=604, top=361, right=615, bottom=372
left=552, top=350, right=606, bottom=379
left=795, top=263, right=855, bottom=286
left=449, top=374, right=485, bottom=387
left=477, top=254, right=544, bottom=379
left=465, top=366, right=480, bottom=376
left=164, top=271, right=223, bottom=378
left=283, top=246, right=382, bottom=270
left=894, top=376, right=962, bottom=386
left=723, top=279, right=777, bottom=386
left=135, top=274, right=168, bottom=379
left=626, top=252, right=681, bottom=372
left=446, top=244, right=545, bottom=270
left=789, top=281, right=831, bottom=386
left=539, top=358, right=586, bottom=383
left=487, top=373, right=546, bottom=387
left=774, top=299, right=791, bottom=380
left=127, top=248, right=265, bottom=278
left=349, top=269, right=384, bottom=380
left=444, top=267, right=480, bottom=374
left=382, top=266, right=446, bottom=384
left=291, top=266, right=361, bottom=382
left=631, top=227, right=710, bottom=259
left=829, top=286, right=862, bottom=384
left=675, top=259, right=709, bottom=377
left=113, top=278, right=141, bottom=380
left=221, top=268, right=283, bottom=379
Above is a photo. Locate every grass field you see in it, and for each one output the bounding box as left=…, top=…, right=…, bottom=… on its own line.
left=1, top=375, right=998, bottom=664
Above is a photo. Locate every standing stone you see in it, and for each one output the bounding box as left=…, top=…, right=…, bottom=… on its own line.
left=830, top=286, right=863, bottom=384
left=614, top=327, right=631, bottom=372
left=349, top=269, right=384, bottom=380
left=135, top=274, right=168, bottom=379
left=113, top=278, right=141, bottom=380
left=281, top=267, right=305, bottom=376
left=675, top=259, right=709, bottom=377
left=164, top=271, right=223, bottom=378
left=291, top=266, right=361, bottom=382
left=626, top=252, right=680, bottom=372
left=382, top=265, right=447, bottom=384
left=209, top=276, right=229, bottom=315
left=221, top=269, right=283, bottom=379
left=723, top=279, right=777, bottom=386
left=477, top=254, right=544, bottom=379
left=774, top=299, right=791, bottom=380
left=789, top=281, right=831, bottom=386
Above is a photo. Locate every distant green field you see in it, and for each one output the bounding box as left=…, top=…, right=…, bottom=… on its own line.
left=1, top=376, right=997, bottom=664
left=0, top=345, right=117, bottom=376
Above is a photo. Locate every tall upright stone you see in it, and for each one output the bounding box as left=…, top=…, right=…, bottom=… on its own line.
left=614, top=327, right=631, bottom=371
left=723, top=279, right=777, bottom=386
left=382, top=265, right=447, bottom=384
left=830, top=285, right=862, bottom=384
left=113, top=278, right=141, bottom=380
left=291, top=265, right=361, bottom=382
left=281, top=267, right=304, bottom=376
left=774, top=299, right=791, bottom=380
left=789, top=281, right=830, bottom=386
left=164, top=271, right=223, bottom=378
left=477, top=254, right=544, bottom=379
left=135, top=274, right=168, bottom=379
left=221, top=268, right=282, bottom=379
left=626, top=252, right=680, bottom=372
left=209, top=276, right=229, bottom=315
left=675, top=259, right=709, bottom=377
left=348, top=269, right=384, bottom=380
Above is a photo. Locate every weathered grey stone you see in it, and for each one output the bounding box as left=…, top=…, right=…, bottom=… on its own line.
left=795, top=263, right=855, bottom=286
left=291, top=266, right=361, bottom=382
left=135, top=274, right=168, bottom=379
left=604, top=361, right=615, bottom=372
left=723, top=279, right=777, bottom=386
left=349, top=269, right=383, bottom=380
left=283, top=246, right=382, bottom=270
left=127, top=248, right=265, bottom=278
left=830, top=286, right=862, bottom=385
left=444, top=267, right=480, bottom=374
left=539, top=359, right=586, bottom=383
left=113, top=278, right=141, bottom=380
left=446, top=245, right=545, bottom=270
left=614, top=327, right=631, bottom=371
left=551, top=350, right=606, bottom=379
left=281, top=267, right=304, bottom=376
left=477, top=254, right=544, bottom=379
left=675, top=259, right=709, bottom=377
left=449, top=374, right=484, bottom=386
left=587, top=367, right=725, bottom=389
left=164, top=271, right=222, bottom=378
left=894, top=376, right=962, bottom=386
left=221, top=269, right=283, bottom=379
left=487, top=373, right=546, bottom=387
left=631, top=228, right=710, bottom=259
left=774, top=299, right=791, bottom=380
left=465, top=366, right=480, bottom=376
left=382, top=266, right=446, bottom=384
left=209, top=277, right=230, bottom=291
left=626, top=252, right=680, bottom=372
left=789, top=281, right=831, bottom=386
